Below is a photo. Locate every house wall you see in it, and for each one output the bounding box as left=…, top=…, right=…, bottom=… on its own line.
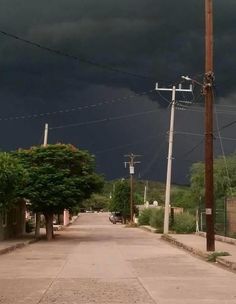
left=63, top=210, right=70, bottom=226
left=227, top=197, right=236, bottom=234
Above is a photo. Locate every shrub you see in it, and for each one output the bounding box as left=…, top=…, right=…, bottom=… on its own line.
left=172, top=212, right=195, bottom=233
left=149, top=208, right=164, bottom=232
left=138, top=208, right=152, bottom=225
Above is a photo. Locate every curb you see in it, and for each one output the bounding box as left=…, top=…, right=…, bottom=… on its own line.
left=216, top=256, right=236, bottom=271
left=0, top=238, right=39, bottom=256
left=161, top=234, right=236, bottom=272
left=139, top=226, right=158, bottom=233
left=138, top=225, right=236, bottom=272
left=161, top=234, right=209, bottom=259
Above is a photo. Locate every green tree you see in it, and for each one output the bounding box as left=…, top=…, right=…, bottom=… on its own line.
left=82, top=193, right=110, bottom=211
left=190, top=153, right=236, bottom=204
left=190, top=161, right=205, bottom=203
left=0, top=152, right=27, bottom=210
left=15, top=144, right=104, bottom=240
left=171, top=188, right=196, bottom=210
left=109, top=179, right=130, bottom=223
left=213, top=154, right=236, bottom=198
left=134, top=192, right=143, bottom=205
left=147, top=188, right=164, bottom=205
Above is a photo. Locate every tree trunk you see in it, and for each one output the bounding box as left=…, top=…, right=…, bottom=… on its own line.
left=35, top=212, right=41, bottom=239
left=44, top=213, right=54, bottom=241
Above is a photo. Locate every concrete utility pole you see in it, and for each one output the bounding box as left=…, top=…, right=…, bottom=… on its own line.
left=204, top=0, right=215, bottom=251
left=43, top=123, right=49, bottom=147
left=124, top=153, right=141, bottom=223
left=35, top=123, right=49, bottom=239
left=144, top=181, right=148, bottom=203
left=155, top=83, right=192, bottom=234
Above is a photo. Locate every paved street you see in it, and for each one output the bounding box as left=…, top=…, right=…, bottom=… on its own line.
left=0, top=213, right=236, bottom=304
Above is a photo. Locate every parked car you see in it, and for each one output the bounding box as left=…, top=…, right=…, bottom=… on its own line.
left=109, top=212, right=122, bottom=224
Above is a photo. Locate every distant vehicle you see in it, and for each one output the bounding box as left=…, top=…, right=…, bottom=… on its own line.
left=109, top=212, right=122, bottom=224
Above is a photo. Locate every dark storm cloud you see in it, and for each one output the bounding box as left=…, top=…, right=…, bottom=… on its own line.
left=0, top=0, right=235, bottom=183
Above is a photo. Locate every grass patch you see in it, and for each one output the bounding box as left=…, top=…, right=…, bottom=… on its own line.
left=207, top=251, right=230, bottom=262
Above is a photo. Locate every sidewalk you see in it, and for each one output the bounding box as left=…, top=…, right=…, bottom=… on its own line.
left=0, top=235, right=38, bottom=255
left=140, top=226, right=236, bottom=271
left=163, top=233, right=236, bottom=271
left=0, top=216, right=79, bottom=255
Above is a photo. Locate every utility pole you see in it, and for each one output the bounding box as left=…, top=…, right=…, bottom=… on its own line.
left=43, top=123, right=49, bottom=147
left=144, top=181, right=148, bottom=203
left=204, top=0, right=215, bottom=251
left=124, top=153, right=141, bottom=223
left=181, top=1, right=215, bottom=251
left=35, top=123, right=49, bottom=239
left=155, top=83, right=192, bottom=234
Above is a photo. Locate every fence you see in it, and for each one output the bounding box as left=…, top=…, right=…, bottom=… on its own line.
left=197, top=198, right=236, bottom=238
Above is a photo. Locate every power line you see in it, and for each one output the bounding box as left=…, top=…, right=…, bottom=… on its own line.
left=216, top=104, right=236, bottom=109
left=0, top=89, right=155, bottom=122
left=139, top=136, right=167, bottom=178
left=178, top=139, right=204, bottom=160
left=0, top=29, right=154, bottom=80
left=94, top=134, right=162, bottom=154
left=219, top=119, right=236, bottom=131
left=175, top=131, right=236, bottom=141
left=175, top=131, right=204, bottom=137
left=176, top=106, right=236, bottom=116
left=156, top=90, right=172, bottom=105
left=49, top=109, right=160, bottom=130
left=213, top=92, right=233, bottom=196
left=215, top=136, right=236, bottom=141
left=176, top=115, right=236, bottom=161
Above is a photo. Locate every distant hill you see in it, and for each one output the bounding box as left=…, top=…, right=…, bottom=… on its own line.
left=102, top=179, right=188, bottom=205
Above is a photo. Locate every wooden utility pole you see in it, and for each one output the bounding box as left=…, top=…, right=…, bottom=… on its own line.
left=124, top=153, right=141, bottom=223
left=204, top=0, right=215, bottom=251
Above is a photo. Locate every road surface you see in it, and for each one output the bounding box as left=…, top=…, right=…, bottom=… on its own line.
left=0, top=212, right=235, bottom=303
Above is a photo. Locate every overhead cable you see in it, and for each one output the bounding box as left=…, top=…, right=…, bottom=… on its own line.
left=213, top=90, right=233, bottom=195
left=0, top=29, right=154, bottom=80
left=0, top=89, right=155, bottom=122
left=50, top=109, right=160, bottom=130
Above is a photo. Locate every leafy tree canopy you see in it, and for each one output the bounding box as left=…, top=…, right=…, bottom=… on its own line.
left=82, top=193, right=110, bottom=211
left=171, top=188, right=196, bottom=210
left=109, top=179, right=130, bottom=220
left=15, top=144, right=104, bottom=214
left=190, top=153, right=236, bottom=204
left=0, top=152, right=27, bottom=209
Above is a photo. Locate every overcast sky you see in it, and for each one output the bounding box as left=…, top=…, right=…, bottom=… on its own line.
left=0, top=0, right=235, bottom=184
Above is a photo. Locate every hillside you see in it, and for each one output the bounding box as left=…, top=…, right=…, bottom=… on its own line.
left=102, top=179, right=188, bottom=205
